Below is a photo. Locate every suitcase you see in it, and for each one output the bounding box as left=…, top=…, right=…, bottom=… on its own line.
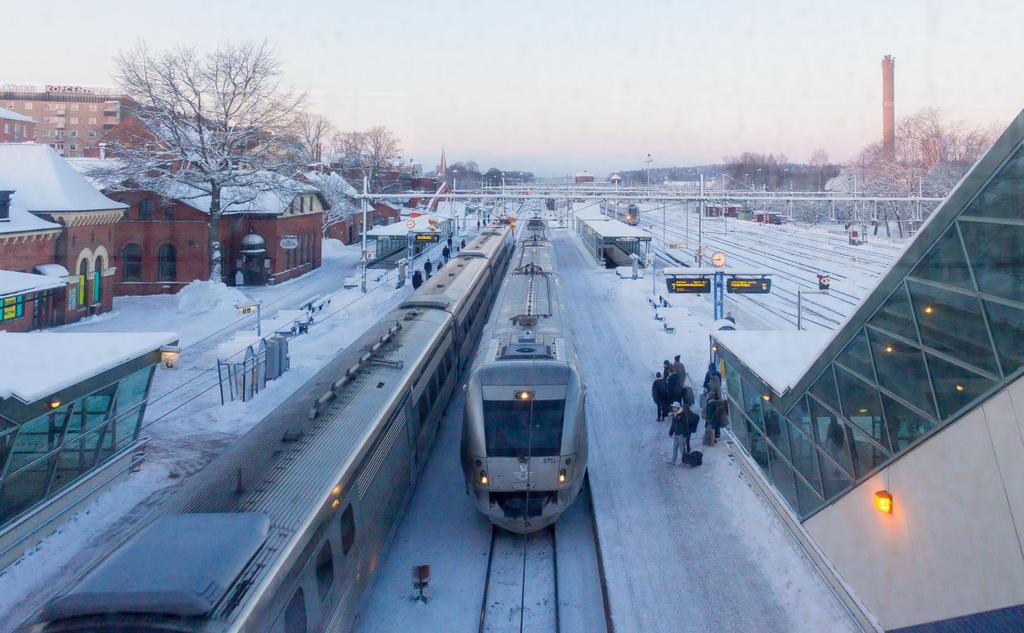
left=683, top=451, right=703, bottom=467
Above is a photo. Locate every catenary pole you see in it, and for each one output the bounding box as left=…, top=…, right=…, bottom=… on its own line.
left=361, top=176, right=368, bottom=293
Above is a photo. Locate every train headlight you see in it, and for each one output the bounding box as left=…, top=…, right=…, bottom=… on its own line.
left=515, top=390, right=533, bottom=401
left=558, top=469, right=567, bottom=484
left=480, top=471, right=489, bottom=486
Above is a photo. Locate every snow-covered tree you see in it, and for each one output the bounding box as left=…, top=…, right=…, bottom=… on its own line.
left=290, top=112, right=335, bottom=165
left=106, top=41, right=306, bottom=280
left=330, top=126, right=402, bottom=192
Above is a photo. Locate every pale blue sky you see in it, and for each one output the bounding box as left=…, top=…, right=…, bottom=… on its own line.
left=7, top=0, right=1024, bottom=175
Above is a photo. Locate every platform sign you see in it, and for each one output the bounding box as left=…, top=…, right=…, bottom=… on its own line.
left=405, top=220, right=416, bottom=229
left=279, top=235, right=298, bottom=250
left=666, top=242, right=687, bottom=249
left=727, top=277, right=772, bottom=294
left=666, top=277, right=711, bottom=294
left=415, top=233, right=440, bottom=242
left=236, top=302, right=259, bottom=316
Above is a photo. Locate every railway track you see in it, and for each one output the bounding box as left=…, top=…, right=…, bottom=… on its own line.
left=479, top=525, right=560, bottom=633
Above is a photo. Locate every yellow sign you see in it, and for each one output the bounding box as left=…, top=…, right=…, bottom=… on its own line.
left=415, top=233, right=439, bottom=242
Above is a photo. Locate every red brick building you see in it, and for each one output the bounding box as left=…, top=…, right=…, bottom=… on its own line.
left=0, top=107, right=34, bottom=143
left=69, top=160, right=328, bottom=293
left=0, top=144, right=124, bottom=332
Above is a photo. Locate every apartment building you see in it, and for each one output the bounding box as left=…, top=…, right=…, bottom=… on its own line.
left=0, top=85, right=123, bottom=157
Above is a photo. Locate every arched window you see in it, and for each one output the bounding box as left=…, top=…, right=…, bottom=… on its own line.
left=122, top=244, right=142, bottom=281
left=77, top=259, right=88, bottom=307
left=93, top=255, right=104, bottom=303
left=157, top=244, right=177, bottom=281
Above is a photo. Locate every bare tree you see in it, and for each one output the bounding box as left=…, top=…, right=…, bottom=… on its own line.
left=107, top=41, right=305, bottom=280
left=331, top=126, right=402, bottom=192
left=290, top=112, right=335, bottom=164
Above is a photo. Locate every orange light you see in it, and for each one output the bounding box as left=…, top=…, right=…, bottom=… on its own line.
left=955, top=384, right=965, bottom=392
left=480, top=471, right=488, bottom=486
left=331, top=498, right=341, bottom=510
left=762, top=393, right=771, bottom=401
left=884, top=345, right=894, bottom=353
left=515, top=390, right=532, bottom=401
left=332, top=484, right=341, bottom=496
left=48, top=398, right=61, bottom=409
left=874, top=490, right=893, bottom=514
left=923, top=305, right=934, bottom=315
left=558, top=469, right=567, bottom=484
left=857, top=407, right=869, bottom=414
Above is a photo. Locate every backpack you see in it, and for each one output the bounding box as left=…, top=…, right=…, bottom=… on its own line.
left=685, top=410, right=701, bottom=435
left=683, top=451, right=703, bottom=467
left=682, top=385, right=695, bottom=406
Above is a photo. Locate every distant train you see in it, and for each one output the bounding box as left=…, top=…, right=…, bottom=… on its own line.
left=461, top=216, right=588, bottom=534
left=23, top=226, right=515, bottom=633
left=601, top=200, right=640, bottom=225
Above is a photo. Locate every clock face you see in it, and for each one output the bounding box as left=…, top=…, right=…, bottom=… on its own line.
left=711, top=251, right=726, bottom=267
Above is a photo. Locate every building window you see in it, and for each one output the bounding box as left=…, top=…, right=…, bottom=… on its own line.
left=88, top=131, right=97, bottom=138
left=69, top=131, right=78, bottom=138
left=69, top=117, right=78, bottom=125
left=157, top=244, right=177, bottom=281
left=70, top=104, right=79, bottom=112
left=78, top=260, right=88, bottom=307
left=88, top=117, right=97, bottom=125
left=138, top=199, right=153, bottom=220
left=24, top=103, right=32, bottom=110
left=2, top=124, right=8, bottom=135
left=89, top=104, right=97, bottom=112
left=163, top=207, right=174, bottom=220
left=1, top=295, right=25, bottom=322
left=122, top=244, right=142, bottom=281
left=69, top=144, right=77, bottom=151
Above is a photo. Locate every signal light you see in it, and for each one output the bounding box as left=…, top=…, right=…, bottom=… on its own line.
left=49, top=398, right=62, bottom=409
left=874, top=490, right=893, bottom=514
left=479, top=471, right=488, bottom=486
left=558, top=469, right=567, bottom=484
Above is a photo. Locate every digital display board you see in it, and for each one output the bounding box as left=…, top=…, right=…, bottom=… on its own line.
left=415, top=233, right=440, bottom=242
left=666, top=277, right=711, bottom=294
left=727, top=277, right=772, bottom=294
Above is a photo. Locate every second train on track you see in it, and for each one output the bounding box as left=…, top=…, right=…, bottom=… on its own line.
left=461, top=216, right=588, bottom=534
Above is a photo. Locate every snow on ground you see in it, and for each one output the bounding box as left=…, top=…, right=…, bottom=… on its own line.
left=0, top=238, right=460, bottom=632
left=552, top=229, right=858, bottom=633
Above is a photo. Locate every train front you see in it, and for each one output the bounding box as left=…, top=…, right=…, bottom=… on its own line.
left=461, top=357, right=586, bottom=534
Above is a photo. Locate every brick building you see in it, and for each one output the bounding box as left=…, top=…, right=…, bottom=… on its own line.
left=0, top=144, right=125, bottom=332
left=70, top=159, right=328, bottom=293
left=0, top=85, right=124, bottom=157
left=0, top=107, right=34, bottom=143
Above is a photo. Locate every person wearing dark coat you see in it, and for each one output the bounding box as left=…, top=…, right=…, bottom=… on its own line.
left=442, top=245, right=451, bottom=262
left=703, top=362, right=721, bottom=391
left=651, top=372, right=670, bottom=421
left=447, top=235, right=453, bottom=248
left=424, top=259, right=433, bottom=278
left=436, top=258, right=443, bottom=270
left=461, top=239, right=466, bottom=249
left=668, top=403, right=699, bottom=465
left=411, top=270, right=423, bottom=289
left=666, top=369, right=684, bottom=404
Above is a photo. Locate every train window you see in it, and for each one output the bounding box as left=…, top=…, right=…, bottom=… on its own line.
left=340, top=506, right=355, bottom=555
left=284, top=588, right=307, bottom=633
left=315, top=541, right=334, bottom=601
left=483, top=399, right=566, bottom=457
left=418, top=393, right=429, bottom=427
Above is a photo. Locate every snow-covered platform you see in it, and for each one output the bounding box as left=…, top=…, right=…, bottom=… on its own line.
left=551, top=231, right=859, bottom=633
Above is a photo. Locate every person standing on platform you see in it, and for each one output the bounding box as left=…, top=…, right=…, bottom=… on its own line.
left=461, top=238, right=466, bottom=249
left=672, top=355, right=686, bottom=385
left=652, top=372, right=670, bottom=421
left=668, top=402, right=687, bottom=465
left=424, top=259, right=433, bottom=279
left=666, top=367, right=684, bottom=405
left=411, top=270, right=423, bottom=289
left=725, top=310, right=736, bottom=324
left=703, top=362, right=721, bottom=391
left=442, top=245, right=451, bottom=262
left=447, top=235, right=452, bottom=249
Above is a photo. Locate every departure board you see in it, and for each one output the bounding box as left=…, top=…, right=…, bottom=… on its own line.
left=726, top=278, right=772, bottom=294
left=666, top=278, right=711, bottom=294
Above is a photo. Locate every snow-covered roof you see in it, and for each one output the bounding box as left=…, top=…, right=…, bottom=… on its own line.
left=712, top=330, right=833, bottom=394
left=0, top=107, right=33, bottom=123
left=368, top=214, right=450, bottom=236
left=303, top=170, right=358, bottom=197
left=0, top=331, right=178, bottom=403
left=157, top=172, right=321, bottom=216
left=0, top=143, right=126, bottom=213
left=581, top=218, right=650, bottom=239
left=574, top=206, right=609, bottom=221
left=0, top=270, right=66, bottom=298
left=0, top=201, right=62, bottom=236
left=34, top=264, right=70, bottom=278
left=64, top=157, right=125, bottom=191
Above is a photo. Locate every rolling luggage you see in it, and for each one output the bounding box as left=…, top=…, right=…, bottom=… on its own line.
left=682, top=450, right=703, bottom=467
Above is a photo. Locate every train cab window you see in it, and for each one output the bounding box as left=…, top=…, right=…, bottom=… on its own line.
left=284, top=588, right=307, bottom=633
left=315, top=541, right=334, bottom=601
left=483, top=399, right=566, bottom=457
left=340, top=506, right=355, bottom=555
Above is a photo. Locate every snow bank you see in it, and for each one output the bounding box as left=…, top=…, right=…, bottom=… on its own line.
left=175, top=280, right=248, bottom=315
left=321, top=238, right=348, bottom=259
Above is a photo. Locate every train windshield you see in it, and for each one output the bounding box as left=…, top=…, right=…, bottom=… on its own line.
left=483, top=399, right=565, bottom=457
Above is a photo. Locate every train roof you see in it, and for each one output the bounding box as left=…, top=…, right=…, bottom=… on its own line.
left=42, top=513, right=270, bottom=620
left=399, top=256, right=488, bottom=311
left=456, top=226, right=510, bottom=260
left=41, top=307, right=453, bottom=628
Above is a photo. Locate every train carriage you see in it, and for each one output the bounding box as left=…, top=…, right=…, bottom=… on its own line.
left=23, top=227, right=514, bottom=633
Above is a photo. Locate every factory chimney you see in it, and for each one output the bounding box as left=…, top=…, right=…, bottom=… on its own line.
left=882, top=55, right=895, bottom=159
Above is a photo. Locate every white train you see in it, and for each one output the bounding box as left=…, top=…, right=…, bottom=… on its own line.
left=601, top=200, right=640, bottom=225
left=22, top=226, right=515, bottom=633
left=460, top=216, right=588, bottom=534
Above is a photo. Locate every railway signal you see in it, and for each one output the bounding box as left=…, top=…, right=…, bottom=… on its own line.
left=817, top=274, right=831, bottom=292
